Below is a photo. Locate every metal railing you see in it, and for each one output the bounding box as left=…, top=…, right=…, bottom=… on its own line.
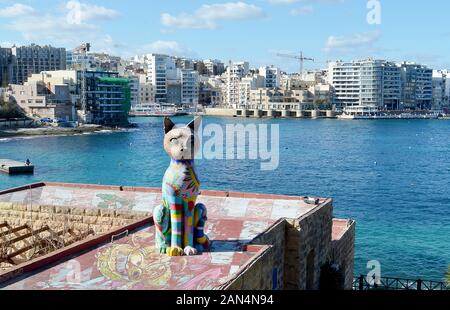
left=353, top=275, right=449, bottom=291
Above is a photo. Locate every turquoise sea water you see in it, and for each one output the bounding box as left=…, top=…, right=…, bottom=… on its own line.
left=0, top=117, right=449, bottom=281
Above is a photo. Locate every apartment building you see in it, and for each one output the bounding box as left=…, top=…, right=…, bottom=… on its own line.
left=127, top=75, right=140, bottom=108
left=0, top=47, right=13, bottom=87
left=400, top=62, right=433, bottom=110
left=204, top=77, right=226, bottom=107
left=259, top=66, right=281, bottom=89
left=175, top=58, right=194, bottom=70
left=204, top=59, right=225, bottom=76
left=5, top=80, right=74, bottom=121
left=225, top=61, right=249, bottom=107
left=239, top=75, right=265, bottom=108
left=180, top=69, right=199, bottom=107
left=11, top=44, right=66, bottom=85
left=146, top=54, right=177, bottom=103
left=432, top=70, right=448, bottom=110
left=66, top=50, right=97, bottom=71
left=76, top=71, right=130, bottom=125
left=166, top=79, right=182, bottom=104
left=328, top=59, right=402, bottom=110
left=249, top=88, right=285, bottom=110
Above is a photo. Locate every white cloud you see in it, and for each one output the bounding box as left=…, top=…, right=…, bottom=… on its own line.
left=161, top=2, right=265, bottom=30
left=0, top=3, right=34, bottom=17
left=324, top=31, right=382, bottom=53
left=0, top=41, right=19, bottom=48
left=268, top=0, right=302, bottom=4
left=141, top=41, right=197, bottom=58
left=269, top=0, right=344, bottom=4
left=66, top=0, right=119, bottom=22
left=7, top=14, right=97, bottom=42
left=3, top=1, right=120, bottom=49
left=290, top=5, right=314, bottom=16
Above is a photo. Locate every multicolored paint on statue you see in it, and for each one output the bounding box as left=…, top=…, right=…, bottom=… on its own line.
left=154, top=118, right=209, bottom=257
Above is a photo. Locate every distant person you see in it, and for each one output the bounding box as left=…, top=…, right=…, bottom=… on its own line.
left=26, top=159, right=31, bottom=166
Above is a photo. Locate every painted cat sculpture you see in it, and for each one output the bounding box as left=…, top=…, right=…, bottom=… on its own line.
left=154, top=117, right=210, bottom=256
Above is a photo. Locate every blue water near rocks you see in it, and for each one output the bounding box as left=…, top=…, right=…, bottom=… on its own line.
left=1, top=117, right=449, bottom=281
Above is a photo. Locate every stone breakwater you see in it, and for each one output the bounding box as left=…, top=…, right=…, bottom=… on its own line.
left=0, top=126, right=125, bottom=139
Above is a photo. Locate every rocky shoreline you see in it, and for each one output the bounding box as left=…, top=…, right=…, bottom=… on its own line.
left=0, top=125, right=128, bottom=139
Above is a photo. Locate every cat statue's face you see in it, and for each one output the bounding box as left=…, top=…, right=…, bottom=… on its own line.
left=163, top=117, right=200, bottom=161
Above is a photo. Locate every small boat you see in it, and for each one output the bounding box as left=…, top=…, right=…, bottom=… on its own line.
left=129, top=103, right=188, bottom=117
left=338, top=106, right=440, bottom=120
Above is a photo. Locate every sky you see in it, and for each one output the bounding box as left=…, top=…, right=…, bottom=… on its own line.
left=0, top=0, right=449, bottom=73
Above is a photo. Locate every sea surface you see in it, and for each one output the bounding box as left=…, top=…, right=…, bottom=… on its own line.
left=1, top=117, right=449, bottom=281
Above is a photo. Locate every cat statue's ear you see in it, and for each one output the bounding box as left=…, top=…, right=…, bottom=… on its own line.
left=164, top=117, right=176, bottom=134
left=187, top=117, right=201, bottom=133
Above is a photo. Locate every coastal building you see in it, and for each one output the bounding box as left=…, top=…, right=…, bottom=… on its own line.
left=175, top=57, right=194, bottom=70
left=399, top=62, right=433, bottom=110
left=66, top=50, right=97, bottom=71
left=204, top=77, right=226, bottom=107
left=26, top=70, right=78, bottom=110
left=76, top=71, right=131, bottom=125
left=225, top=61, right=249, bottom=107
left=89, top=53, right=124, bottom=74
left=204, top=59, right=225, bottom=76
left=146, top=54, right=177, bottom=103
left=127, top=75, right=141, bottom=108
left=180, top=69, right=199, bottom=107
left=382, top=63, right=402, bottom=110
left=228, top=61, right=250, bottom=77
left=287, top=84, right=332, bottom=110
left=27, top=70, right=77, bottom=93
left=139, top=74, right=155, bottom=104
left=10, top=44, right=67, bottom=85
left=0, top=47, right=13, bottom=88
left=4, top=81, right=74, bottom=121
left=239, top=75, right=265, bottom=108
left=432, top=70, right=448, bottom=110
left=281, top=74, right=314, bottom=92
left=193, top=60, right=207, bottom=76
left=259, top=66, right=281, bottom=89
left=328, top=59, right=401, bottom=110
left=166, top=79, right=182, bottom=105
left=249, top=88, right=285, bottom=110
left=327, top=61, right=360, bottom=108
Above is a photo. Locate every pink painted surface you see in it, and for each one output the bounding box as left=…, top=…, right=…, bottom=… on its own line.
left=1, top=220, right=270, bottom=290
left=0, top=183, right=329, bottom=290
left=332, top=219, right=352, bottom=241
left=0, top=183, right=322, bottom=220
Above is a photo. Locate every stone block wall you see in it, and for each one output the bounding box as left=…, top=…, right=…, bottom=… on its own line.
left=251, top=220, right=286, bottom=290
left=224, top=200, right=347, bottom=290
left=223, top=246, right=274, bottom=290
left=0, top=202, right=150, bottom=235
left=0, top=202, right=150, bottom=271
left=284, top=201, right=333, bottom=290
left=331, top=220, right=356, bottom=290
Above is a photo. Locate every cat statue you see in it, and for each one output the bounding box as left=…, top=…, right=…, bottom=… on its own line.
left=154, top=117, right=210, bottom=256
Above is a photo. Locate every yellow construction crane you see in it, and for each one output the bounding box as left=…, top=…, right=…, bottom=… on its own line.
left=277, top=52, right=314, bottom=75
